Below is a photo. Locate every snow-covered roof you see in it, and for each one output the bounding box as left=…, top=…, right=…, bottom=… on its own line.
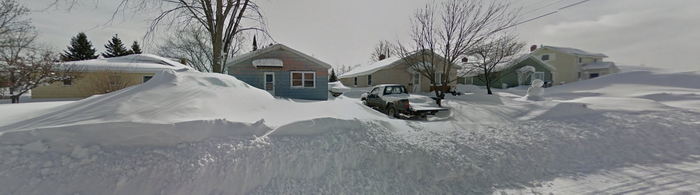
left=338, top=56, right=403, bottom=79
left=228, top=44, right=332, bottom=69
left=582, top=61, right=616, bottom=70
left=542, top=45, right=608, bottom=58
left=59, top=54, right=194, bottom=73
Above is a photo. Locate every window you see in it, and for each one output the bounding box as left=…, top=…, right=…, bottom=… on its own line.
left=533, top=72, right=545, bottom=81
left=383, top=85, right=407, bottom=95
left=370, top=87, right=380, bottom=95
left=354, top=77, right=358, bottom=86
left=143, top=76, right=153, bottom=83
left=63, top=79, right=72, bottom=86
left=590, top=73, right=600, bottom=78
left=291, top=71, right=315, bottom=88
left=578, top=57, right=582, bottom=63
left=594, top=59, right=598, bottom=63
left=578, top=72, right=582, bottom=79
left=434, top=72, right=445, bottom=85
left=412, top=73, right=420, bottom=85
left=367, top=75, right=372, bottom=86
left=541, top=54, right=550, bottom=61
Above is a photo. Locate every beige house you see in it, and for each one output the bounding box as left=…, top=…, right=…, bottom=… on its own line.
left=530, top=45, right=619, bottom=85
left=32, top=54, right=192, bottom=99
left=338, top=53, right=458, bottom=93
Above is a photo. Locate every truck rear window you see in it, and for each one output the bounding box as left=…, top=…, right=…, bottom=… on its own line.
left=384, top=86, right=407, bottom=95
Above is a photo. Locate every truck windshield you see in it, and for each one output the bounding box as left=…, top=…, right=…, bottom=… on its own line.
left=384, top=86, right=406, bottom=95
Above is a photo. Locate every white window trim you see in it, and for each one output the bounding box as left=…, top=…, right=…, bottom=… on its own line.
left=290, top=71, right=316, bottom=89
left=434, top=72, right=444, bottom=85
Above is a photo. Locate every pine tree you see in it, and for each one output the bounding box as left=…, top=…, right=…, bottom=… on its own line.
left=61, top=32, right=99, bottom=61
left=130, top=41, right=143, bottom=54
left=102, top=34, right=130, bottom=58
left=329, top=69, right=338, bottom=82
left=252, top=35, right=258, bottom=51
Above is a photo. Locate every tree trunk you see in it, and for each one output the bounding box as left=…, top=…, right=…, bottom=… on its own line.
left=11, top=95, right=19, bottom=103
left=211, top=38, right=223, bottom=73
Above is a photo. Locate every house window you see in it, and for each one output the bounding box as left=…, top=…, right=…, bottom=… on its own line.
left=412, top=73, right=420, bottom=85
left=291, top=71, right=315, bottom=88
left=590, top=73, right=600, bottom=78
left=578, top=72, right=582, bottom=79
left=354, top=77, right=358, bottom=86
left=434, top=72, right=445, bottom=85
left=367, top=75, right=372, bottom=86
left=578, top=57, right=582, bottom=63
left=63, top=79, right=72, bottom=86
left=541, top=54, right=550, bottom=61
left=143, top=76, right=153, bottom=83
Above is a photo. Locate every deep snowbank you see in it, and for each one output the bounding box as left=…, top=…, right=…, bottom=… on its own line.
left=1, top=67, right=700, bottom=194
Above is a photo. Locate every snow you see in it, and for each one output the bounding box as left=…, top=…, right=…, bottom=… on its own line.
left=59, top=54, right=194, bottom=73
left=338, top=56, right=402, bottom=78
left=542, top=45, right=608, bottom=58
left=1, top=66, right=700, bottom=194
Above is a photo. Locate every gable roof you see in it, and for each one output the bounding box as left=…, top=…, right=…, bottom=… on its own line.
left=541, top=45, right=608, bottom=58
left=227, top=44, right=332, bottom=69
left=339, top=51, right=458, bottom=79
left=338, top=56, right=403, bottom=79
left=59, top=54, right=194, bottom=73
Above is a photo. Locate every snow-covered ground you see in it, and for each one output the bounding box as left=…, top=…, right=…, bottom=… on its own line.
left=1, top=66, right=699, bottom=194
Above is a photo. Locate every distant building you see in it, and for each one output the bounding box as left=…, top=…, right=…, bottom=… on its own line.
left=338, top=52, right=459, bottom=93
left=459, top=45, right=619, bottom=88
left=459, top=54, right=556, bottom=89
left=531, top=45, right=619, bottom=84
left=32, top=54, right=192, bottom=99
left=227, top=44, right=331, bottom=100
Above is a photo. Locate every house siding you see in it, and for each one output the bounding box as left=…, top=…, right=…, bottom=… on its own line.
left=469, top=57, right=553, bottom=89
left=32, top=72, right=155, bottom=98
left=228, top=47, right=329, bottom=100
left=339, top=59, right=458, bottom=93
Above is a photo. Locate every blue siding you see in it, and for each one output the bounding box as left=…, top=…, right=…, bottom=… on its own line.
left=231, top=71, right=328, bottom=100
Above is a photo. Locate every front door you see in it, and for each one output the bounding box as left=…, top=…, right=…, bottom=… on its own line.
left=264, top=72, right=275, bottom=95
left=411, top=72, right=421, bottom=93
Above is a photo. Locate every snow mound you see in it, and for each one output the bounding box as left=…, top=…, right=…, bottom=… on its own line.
left=0, top=70, right=384, bottom=147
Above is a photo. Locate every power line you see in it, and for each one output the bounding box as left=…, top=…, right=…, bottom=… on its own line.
left=504, top=0, right=593, bottom=30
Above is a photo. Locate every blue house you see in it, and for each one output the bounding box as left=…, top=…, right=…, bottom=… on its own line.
left=227, top=44, right=331, bottom=100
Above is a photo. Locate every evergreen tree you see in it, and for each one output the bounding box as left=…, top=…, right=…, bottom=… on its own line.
left=130, top=41, right=143, bottom=54
left=329, top=69, right=338, bottom=82
left=61, top=32, right=98, bottom=61
left=252, top=35, right=258, bottom=51
left=102, top=34, right=130, bottom=58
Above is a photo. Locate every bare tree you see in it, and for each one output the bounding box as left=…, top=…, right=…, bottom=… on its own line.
left=0, top=0, right=31, bottom=48
left=156, top=27, right=244, bottom=72
left=80, top=71, right=136, bottom=95
left=466, top=34, right=525, bottom=94
left=396, top=0, right=517, bottom=105
left=114, top=0, right=267, bottom=73
left=0, top=0, right=79, bottom=103
left=369, top=40, right=395, bottom=62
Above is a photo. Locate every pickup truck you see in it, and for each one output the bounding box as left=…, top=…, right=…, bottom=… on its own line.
left=361, top=84, right=448, bottom=119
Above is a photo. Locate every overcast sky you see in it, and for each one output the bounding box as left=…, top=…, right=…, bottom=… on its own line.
left=25, top=0, right=700, bottom=71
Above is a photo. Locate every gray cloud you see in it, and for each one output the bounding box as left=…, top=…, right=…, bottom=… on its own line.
left=24, top=0, right=700, bottom=71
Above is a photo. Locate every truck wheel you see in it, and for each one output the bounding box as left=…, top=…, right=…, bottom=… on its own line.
left=361, top=99, right=368, bottom=105
left=386, top=106, right=397, bottom=118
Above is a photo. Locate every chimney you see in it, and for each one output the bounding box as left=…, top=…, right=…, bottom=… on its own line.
left=530, top=45, right=538, bottom=52
left=378, top=54, right=387, bottom=61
